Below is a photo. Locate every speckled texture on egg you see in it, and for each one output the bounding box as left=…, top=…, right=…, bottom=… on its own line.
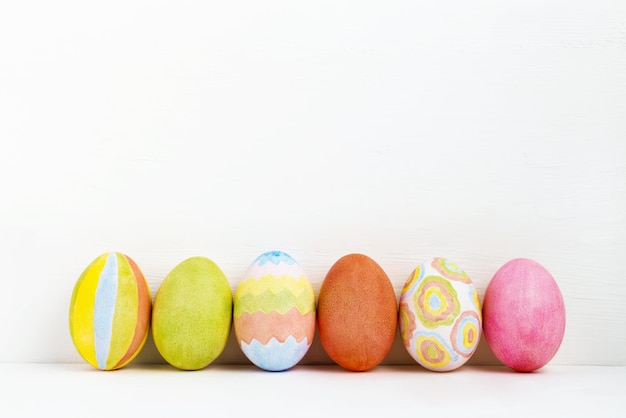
left=317, top=253, right=398, bottom=372
left=399, top=257, right=481, bottom=372
left=152, top=256, right=233, bottom=371
left=69, top=252, right=152, bottom=370
left=482, top=258, right=565, bottom=372
left=234, top=251, right=316, bottom=371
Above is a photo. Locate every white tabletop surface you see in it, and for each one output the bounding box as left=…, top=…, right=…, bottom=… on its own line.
left=2, top=363, right=624, bottom=417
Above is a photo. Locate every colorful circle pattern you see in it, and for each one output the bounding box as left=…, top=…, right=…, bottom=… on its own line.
left=451, top=311, right=481, bottom=358
left=399, top=257, right=481, bottom=372
left=414, top=275, right=460, bottom=328
left=431, top=257, right=472, bottom=284
left=398, top=301, right=416, bottom=348
left=402, top=265, right=424, bottom=295
left=415, top=332, right=459, bottom=370
left=469, top=285, right=481, bottom=315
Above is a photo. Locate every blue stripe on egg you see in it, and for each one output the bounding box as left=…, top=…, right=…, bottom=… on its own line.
left=93, top=252, right=118, bottom=369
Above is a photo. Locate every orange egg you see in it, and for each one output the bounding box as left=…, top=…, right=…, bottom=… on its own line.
left=317, top=254, right=398, bottom=371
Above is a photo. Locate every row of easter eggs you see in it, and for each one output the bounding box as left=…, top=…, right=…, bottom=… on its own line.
left=69, top=251, right=565, bottom=373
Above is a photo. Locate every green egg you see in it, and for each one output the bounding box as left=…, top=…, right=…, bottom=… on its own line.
left=152, top=256, right=233, bottom=370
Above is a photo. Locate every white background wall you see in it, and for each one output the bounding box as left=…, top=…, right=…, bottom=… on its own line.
left=1, top=0, right=624, bottom=366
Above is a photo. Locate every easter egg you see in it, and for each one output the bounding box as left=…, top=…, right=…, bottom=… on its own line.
left=399, top=257, right=481, bottom=372
left=152, top=256, right=233, bottom=370
left=317, top=253, right=397, bottom=371
left=234, top=250, right=315, bottom=371
left=69, top=252, right=151, bottom=370
left=482, top=258, right=565, bottom=372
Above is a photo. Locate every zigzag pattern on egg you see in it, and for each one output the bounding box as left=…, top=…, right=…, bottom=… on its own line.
left=234, top=274, right=316, bottom=347
left=235, top=274, right=312, bottom=299
left=240, top=336, right=313, bottom=372
left=234, top=251, right=316, bottom=371
left=234, top=276, right=315, bottom=316
left=235, top=308, right=315, bottom=345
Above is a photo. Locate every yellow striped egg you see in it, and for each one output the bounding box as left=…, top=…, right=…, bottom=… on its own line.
left=69, top=252, right=152, bottom=370
left=234, top=250, right=315, bottom=371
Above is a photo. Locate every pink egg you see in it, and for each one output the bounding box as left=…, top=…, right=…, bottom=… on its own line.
left=482, top=258, right=565, bottom=372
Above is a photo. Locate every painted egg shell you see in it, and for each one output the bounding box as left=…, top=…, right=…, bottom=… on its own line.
left=234, top=251, right=315, bottom=371
left=317, top=253, right=398, bottom=371
left=482, top=258, right=565, bottom=372
left=399, top=257, right=481, bottom=372
left=152, top=256, right=233, bottom=370
left=69, top=252, right=151, bottom=370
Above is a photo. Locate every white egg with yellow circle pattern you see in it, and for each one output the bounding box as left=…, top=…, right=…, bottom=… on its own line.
left=399, top=257, right=481, bottom=372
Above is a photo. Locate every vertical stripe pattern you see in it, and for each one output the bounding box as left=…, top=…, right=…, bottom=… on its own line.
left=113, top=255, right=151, bottom=369
left=93, top=253, right=119, bottom=369
left=69, top=252, right=151, bottom=370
